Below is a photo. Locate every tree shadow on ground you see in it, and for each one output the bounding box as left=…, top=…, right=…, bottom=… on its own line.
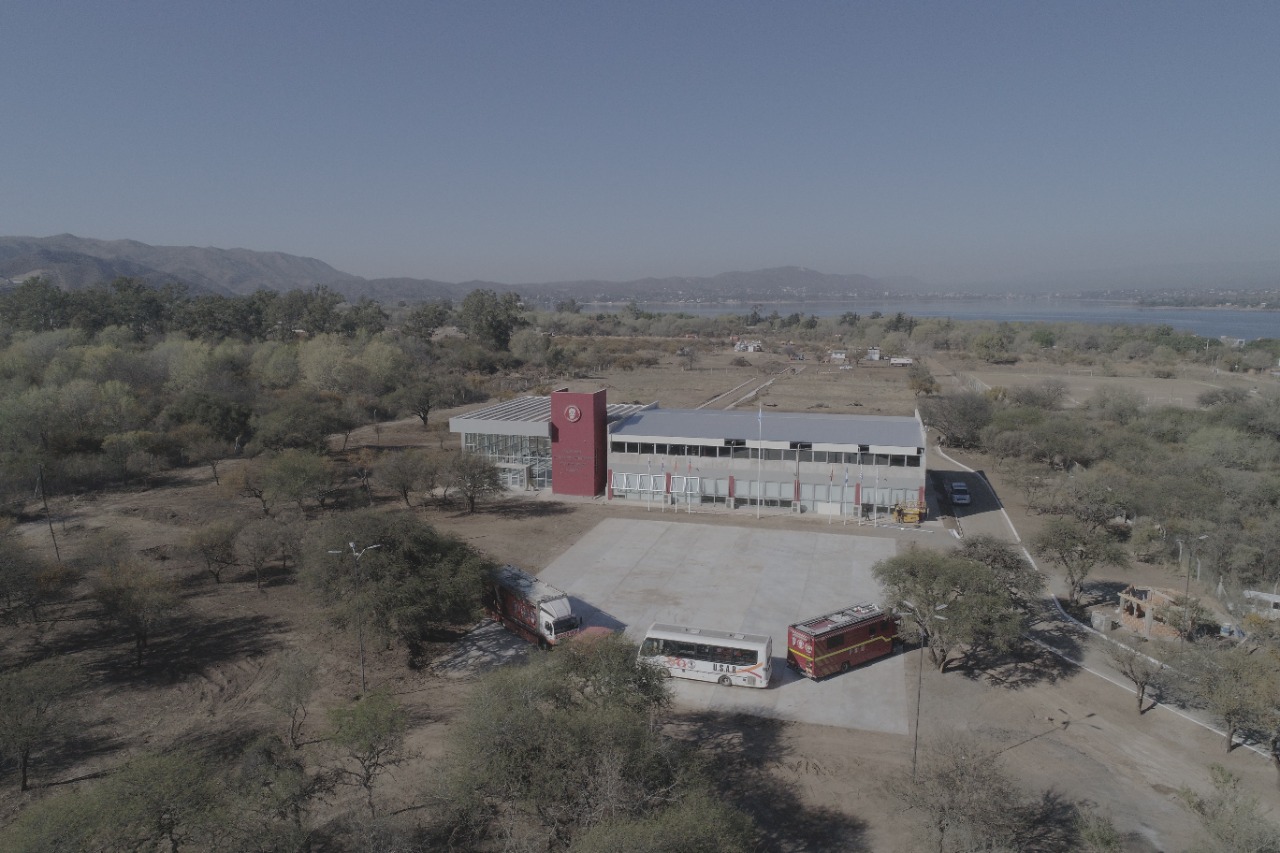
left=963, top=638, right=1080, bottom=690
left=676, top=711, right=872, bottom=853
left=456, top=498, right=575, bottom=520
left=1084, top=580, right=1130, bottom=607
left=31, top=725, right=124, bottom=788
left=422, top=620, right=531, bottom=678
left=79, top=613, right=288, bottom=688
left=949, top=599, right=1087, bottom=689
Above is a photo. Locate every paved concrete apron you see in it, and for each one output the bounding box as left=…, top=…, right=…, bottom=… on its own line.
left=541, top=518, right=909, bottom=734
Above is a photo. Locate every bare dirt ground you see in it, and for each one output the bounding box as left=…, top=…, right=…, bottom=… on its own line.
left=3, top=350, right=1277, bottom=851
left=927, top=351, right=1265, bottom=410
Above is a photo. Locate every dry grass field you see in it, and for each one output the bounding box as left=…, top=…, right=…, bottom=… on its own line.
left=3, top=345, right=1277, bottom=851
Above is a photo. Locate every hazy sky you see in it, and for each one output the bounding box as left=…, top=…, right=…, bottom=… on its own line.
left=4, top=2, right=1278, bottom=285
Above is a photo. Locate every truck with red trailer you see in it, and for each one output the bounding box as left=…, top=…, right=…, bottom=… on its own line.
left=786, top=602, right=898, bottom=679
left=485, top=565, right=582, bottom=649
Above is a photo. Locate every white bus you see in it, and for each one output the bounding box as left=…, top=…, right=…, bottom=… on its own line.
left=638, top=623, right=772, bottom=688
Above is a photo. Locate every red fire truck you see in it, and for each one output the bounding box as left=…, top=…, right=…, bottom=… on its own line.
left=786, top=602, right=898, bottom=679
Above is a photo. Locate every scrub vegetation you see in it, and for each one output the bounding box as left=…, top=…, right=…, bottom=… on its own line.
left=0, top=277, right=1278, bottom=850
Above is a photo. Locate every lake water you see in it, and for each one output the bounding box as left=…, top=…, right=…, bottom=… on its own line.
left=586, top=298, right=1278, bottom=341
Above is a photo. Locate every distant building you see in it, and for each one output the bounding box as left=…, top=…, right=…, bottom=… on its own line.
left=866, top=346, right=881, bottom=361
left=830, top=349, right=847, bottom=363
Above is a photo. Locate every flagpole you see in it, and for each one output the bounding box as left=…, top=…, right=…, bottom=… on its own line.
left=841, top=466, right=848, bottom=527
left=756, top=404, right=762, bottom=520
left=874, top=470, right=879, bottom=527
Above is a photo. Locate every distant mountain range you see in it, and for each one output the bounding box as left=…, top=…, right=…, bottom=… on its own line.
left=3, top=234, right=1274, bottom=305
left=0, top=235, right=896, bottom=305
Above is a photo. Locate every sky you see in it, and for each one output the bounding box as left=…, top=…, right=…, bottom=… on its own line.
left=3, top=1, right=1278, bottom=286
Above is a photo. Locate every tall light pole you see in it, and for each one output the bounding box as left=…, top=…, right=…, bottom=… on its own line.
left=1177, top=534, right=1208, bottom=653
left=329, top=541, right=382, bottom=693
left=900, top=599, right=947, bottom=782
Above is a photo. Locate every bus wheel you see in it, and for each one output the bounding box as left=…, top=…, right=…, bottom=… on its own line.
left=840, top=662, right=851, bottom=674
left=538, top=638, right=549, bottom=651
left=718, top=675, right=732, bottom=687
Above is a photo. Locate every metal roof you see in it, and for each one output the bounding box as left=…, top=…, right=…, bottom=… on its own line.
left=610, top=407, right=924, bottom=448
left=449, top=396, right=650, bottom=435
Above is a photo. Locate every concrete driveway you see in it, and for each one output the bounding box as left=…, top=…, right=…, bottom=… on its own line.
left=540, top=518, right=910, bottom=733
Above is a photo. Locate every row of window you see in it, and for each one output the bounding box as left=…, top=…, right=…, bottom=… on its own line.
left=640, top=638, right=760, bottom=666
left=609, top=442, right=921, bottom=467
left=463, top=433, right=551, bottom=463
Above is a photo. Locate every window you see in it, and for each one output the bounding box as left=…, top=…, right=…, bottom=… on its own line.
left=907, top=456, right=921, bottom=468
left=611, top=441, right=625, bottom=453
left=825, top=634, right=846, bottom=650
left=640, top=443, right=654, bottom=455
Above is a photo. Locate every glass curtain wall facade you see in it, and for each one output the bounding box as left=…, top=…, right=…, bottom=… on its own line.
left=462, top=432, right=552, bottom=490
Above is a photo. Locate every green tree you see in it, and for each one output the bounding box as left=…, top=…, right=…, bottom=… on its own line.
left=236, top=516, right=278, bottom=590
left=229, top=734, right=322, bottom=851
left=1031, top=518, right=1128, bottom=606
left=401, top=300, right=452, bottom=341
left=873, top=544, right=1040, bottom=672
left=184, top=519, right=241, bottom=584
left=102, top=750, right=228, bottom=852
left=457, top=289, right=524, bottom=351
left=376, top=449, right=429, bottom=506
left=0, top=521, right=73, bottom=624
left=263, top=449, right=338, bottom=510
left=328, top=690, right=407, bottom=818
left=907, top=363, right=940, bottom=396
left=450, top=452, right=504, bottom=513
left=919, top=392, right=994, bottom=449
left=266, top=651, right=320, bottom=749
left=571, top=790, right=755, bottom=853
left=1178, top=764, right=1280, bottom=853
left=893, top=737, right=1106, bottom=853
left=251, top=390, right=357, bottom=453
left=0, top=658, right=82, bottom=791
left=432, top=634, right=741, bottom=851
left=93, top=560, right=181, bottom=667
left=1105, top=641, right=1166, bottom=714
left=2, top=750, right=230, bottom=852
left=303, top=510, right=488, bottom=677
left=1184, top=645, right=1275, bottom=752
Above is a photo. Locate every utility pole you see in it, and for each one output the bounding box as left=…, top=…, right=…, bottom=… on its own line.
left=329, top=541, right=382, bottom=693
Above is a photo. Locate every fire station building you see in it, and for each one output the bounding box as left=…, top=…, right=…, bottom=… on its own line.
left=449, top=388, right=927, bottom=519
